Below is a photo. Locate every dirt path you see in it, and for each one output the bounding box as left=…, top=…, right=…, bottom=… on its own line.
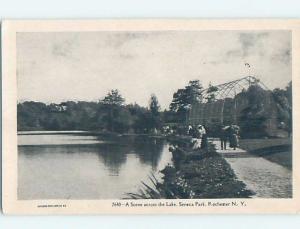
left=211, top=139, right=292, bottom=198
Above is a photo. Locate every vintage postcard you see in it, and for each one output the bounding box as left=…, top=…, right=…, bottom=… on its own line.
left=2, top=19, right=300, bottom=214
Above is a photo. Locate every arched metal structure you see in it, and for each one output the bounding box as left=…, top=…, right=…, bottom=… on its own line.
left=188, top=76, right=280, bottom=137
left=201, top=76, right=269, bottom=102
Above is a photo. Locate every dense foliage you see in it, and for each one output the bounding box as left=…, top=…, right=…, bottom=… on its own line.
left=239, top=81, right=292, bottom=137
left=205, top=83, right=219, bottom=103
left=18, top=90, right=163, bottom=133
left=169, top=80, right=203, bottom=122
left=272, top=82, right=292, bottom=136
left=18, top=81, right=292, bottom=138
left=239, top=85, right=270, bottom=137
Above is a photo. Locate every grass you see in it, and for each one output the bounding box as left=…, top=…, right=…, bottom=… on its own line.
left=239, top=138, right=292, bottom=169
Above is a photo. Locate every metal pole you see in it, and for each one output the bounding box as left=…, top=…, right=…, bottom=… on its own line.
left=234, top=88, right=237, bottom=124
left=220, top=99, right=225, bottom=124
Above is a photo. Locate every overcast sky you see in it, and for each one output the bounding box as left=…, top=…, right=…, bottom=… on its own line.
left=17, top=30, right=291, bottom=109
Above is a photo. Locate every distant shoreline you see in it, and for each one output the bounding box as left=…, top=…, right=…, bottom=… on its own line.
left=17, top=130, right=166, bottom=138
left=17, top=130, right=88, bottom=135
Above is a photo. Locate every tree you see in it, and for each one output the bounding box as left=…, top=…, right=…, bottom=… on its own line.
left=98, top=89, right=126, bottom=132
left=148, top=94, right=162, bottom=131
left=169, top=89, right=187, bottom=112
left=239, top=85, right=269, bottom=137
left=149, top=94, right=160, bottom=116
left=286, top=81, right=292, bottom=136
left=272, top=81, right=292, bottom=136
left=101, top=89, right=125, bottom=106
left=205, top=82, right=218, bottom=103
left=185, top=80, right=204, bottom=104
left=169, top=80, right=203, bottom=122
left=170, top=80, right=203, bottom=112
left=111, top=106, right=134, bottom=133
left=286, top=81, right=292, bottom=105
left=17, top=101, right=48, bottom=130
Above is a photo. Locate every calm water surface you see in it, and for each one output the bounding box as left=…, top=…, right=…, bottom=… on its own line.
left=18, top=132, right=172, bottom=200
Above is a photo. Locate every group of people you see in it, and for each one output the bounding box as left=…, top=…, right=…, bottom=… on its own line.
left=187, top=124, right=208, bottom=150
left=162, top=125, right=175, bottom=135
left=162, top=123, right=240, bottom=151
left=219, top=124, right=240, bottom=150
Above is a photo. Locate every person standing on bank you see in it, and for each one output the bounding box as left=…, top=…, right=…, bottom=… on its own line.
left=198, top=125, right=207, bottom=149
left=229, top=125, right=240, bottom=150
left=220, top=125, right=229, bottom=150
left=190, top=125, right=201, bottom=150
left=187, top=125, right=193, bottom=136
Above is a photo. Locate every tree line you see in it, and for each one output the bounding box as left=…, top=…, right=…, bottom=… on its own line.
left=18, top=90, right=168, bottom=133
left=18, top=80, right=292, bottom=136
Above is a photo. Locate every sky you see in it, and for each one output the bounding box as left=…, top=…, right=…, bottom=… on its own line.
left=17, top=30, right=291, bottom=109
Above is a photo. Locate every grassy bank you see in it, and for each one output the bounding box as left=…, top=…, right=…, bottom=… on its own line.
left=239, top=138, right=292, bottom=169
left=127, top=138, right=254, bottom=199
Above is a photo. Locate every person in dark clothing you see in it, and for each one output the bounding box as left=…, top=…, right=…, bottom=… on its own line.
left=201, top=132, right=208, bottom=149
left=186, top=125, right=194, bottom=137
left=191, top=125, right=201, bottom=139
left=220, top=126, right=229, bottom=150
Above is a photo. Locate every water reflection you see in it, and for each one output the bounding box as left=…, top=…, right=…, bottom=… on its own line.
left=18, top=133, right=171, bottom=199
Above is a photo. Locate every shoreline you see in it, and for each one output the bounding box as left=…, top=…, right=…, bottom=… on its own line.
left=17, top=130, right=166, bottom=138
left=127, top=137, right=255, bottom=199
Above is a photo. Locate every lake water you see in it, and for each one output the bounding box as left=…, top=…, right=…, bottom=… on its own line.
left=18, top=132, right=172, bottom=200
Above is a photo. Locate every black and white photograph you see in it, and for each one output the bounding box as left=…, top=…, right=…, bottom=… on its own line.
left=15, top=29, right=293, bottom=201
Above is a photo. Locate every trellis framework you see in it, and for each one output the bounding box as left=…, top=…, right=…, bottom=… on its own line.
left=188, top=76, right=273, bottom=126
left=201, top=76, right=268, bottom=102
